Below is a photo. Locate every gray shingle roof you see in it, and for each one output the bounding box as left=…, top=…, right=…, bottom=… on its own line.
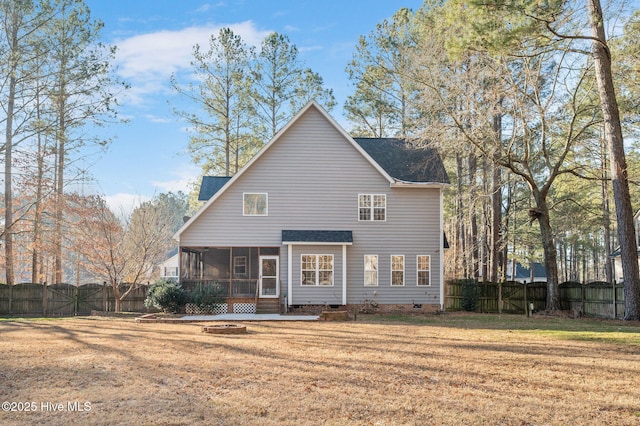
left=353, top=138, right=450, bottom=184
left=198, top=176, right=232, bottom=201
left=282, top=230, right=353, bottom=244
left=197, top=138, right=449, bottom=202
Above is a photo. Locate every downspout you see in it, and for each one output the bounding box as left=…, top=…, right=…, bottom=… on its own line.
left=440, top=189, right=445, bottom=311
left=287, top=244, right=293, bottom=306
left=342, top=244, right=347, bottom=305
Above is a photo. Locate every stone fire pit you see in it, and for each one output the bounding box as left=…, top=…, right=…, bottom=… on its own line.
left=201, top=324, right=247, bottom=334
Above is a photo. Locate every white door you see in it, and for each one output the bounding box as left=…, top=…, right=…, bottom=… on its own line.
left=259, top=256, right=279, bottom=298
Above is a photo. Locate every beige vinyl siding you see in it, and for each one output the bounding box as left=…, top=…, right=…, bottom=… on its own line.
left=346, top=186, right=442, bottom=305
left=180, top=105, right=443, bottom=306
left=181, top=107, right=389, bottom=246
left=288, top=245, right=344, bottom=305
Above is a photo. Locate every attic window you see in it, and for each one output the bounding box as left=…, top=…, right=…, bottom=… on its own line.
left=243, top=193, right=268, bottom=216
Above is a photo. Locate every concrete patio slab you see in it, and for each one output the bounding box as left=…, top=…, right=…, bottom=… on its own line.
left=181, top=313, right=319, bottom=321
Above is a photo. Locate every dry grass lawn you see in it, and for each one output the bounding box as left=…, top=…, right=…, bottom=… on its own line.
left=0, top=313, right=639, bottom=425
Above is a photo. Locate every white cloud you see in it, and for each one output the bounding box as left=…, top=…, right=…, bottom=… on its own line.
left=105, top=193, right=151, bottom=218
left=114, top=21, right=271, bottom=106
left=144, top=114, right=174, bottom=123
left=150, top=163, right=201, bottom=193
left=283, top=25, right=300, bottom=32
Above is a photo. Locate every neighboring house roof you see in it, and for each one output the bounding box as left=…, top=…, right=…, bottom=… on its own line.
left=353, top=138, right=450, bottom=184
left=609, top=247, right=640, bottom=257
left=282, top=230, right=353, bottom=244
left=198, top=176, right=232, bottom=201
left=507, top=262, right=547, bottom=280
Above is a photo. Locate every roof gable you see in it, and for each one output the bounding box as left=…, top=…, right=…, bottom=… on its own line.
left=175, top=101, right=448, bottom=239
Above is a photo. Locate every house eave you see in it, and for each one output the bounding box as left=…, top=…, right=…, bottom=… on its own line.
left=390, top=181, right=450, bottom=189
left=283, top=241, right=353, bottom=246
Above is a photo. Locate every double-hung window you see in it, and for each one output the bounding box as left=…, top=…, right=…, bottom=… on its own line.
left=364, top=255, right=378, bottom=286
left=417, top=255, right=431, bottom=286
left=359, top=194, right=386, bottom=221
left=301, top=255, right=334, bottom=286
left=391, top=255, right=405, bottom=286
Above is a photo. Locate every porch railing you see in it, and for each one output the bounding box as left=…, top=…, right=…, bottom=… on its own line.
left=181, top=279, right=257, bottom=297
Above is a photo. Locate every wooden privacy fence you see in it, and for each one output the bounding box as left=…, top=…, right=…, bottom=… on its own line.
left=445, top=280, right=625, bottom=319
left=0, top=283, right=149, bottom=316
left=558, top=281, right=625, bottom=319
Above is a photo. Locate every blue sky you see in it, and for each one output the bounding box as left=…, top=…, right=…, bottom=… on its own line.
left=80, top=0, right=424, bottom=213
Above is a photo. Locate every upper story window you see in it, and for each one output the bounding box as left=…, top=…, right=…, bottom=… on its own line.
left=243, top=193, right=268, bottom=216
left=359, top=194, right=386, bottom=221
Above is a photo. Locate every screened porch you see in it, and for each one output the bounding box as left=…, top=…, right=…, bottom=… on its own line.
left=180, top=247, right=280, bottom=298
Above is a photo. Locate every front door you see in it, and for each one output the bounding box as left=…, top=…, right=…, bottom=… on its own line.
left=259, top=256, right=279, bottom=298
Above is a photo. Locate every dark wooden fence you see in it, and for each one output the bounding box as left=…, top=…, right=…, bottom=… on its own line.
left=0, top=283, right=149, bottom=316
left=558, top=281, right=625, bottom=319
left=445, top=280, right=625, bottom=319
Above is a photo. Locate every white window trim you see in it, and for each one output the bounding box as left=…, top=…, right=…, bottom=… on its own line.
left=233, top=256, right=247, bottom=276
left=358, top=194, right=387, bottom=222
left=163, top=267, right=178, bottom=277
left=243, top=193, right=268, bottom=216
left=417, top=255, right=431, bottom=286
left=364, top=255, right=378, bottom=287
left=301, top=254, right=334, bottom=287
left=391, top=255, right=405, bottom=286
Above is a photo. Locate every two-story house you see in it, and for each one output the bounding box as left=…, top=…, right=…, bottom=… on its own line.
left=173, top=101, right=449, bottom=314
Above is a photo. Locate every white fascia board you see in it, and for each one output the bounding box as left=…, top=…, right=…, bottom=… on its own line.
left=282, top=241, right=353, bottom=246
left=390, top=181, right=450, bottom=189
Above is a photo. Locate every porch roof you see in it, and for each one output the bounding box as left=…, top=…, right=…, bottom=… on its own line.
left=282, top=230, right=353, bottom=245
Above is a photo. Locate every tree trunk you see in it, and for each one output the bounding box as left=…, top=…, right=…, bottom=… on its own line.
left=55, top=104, right=65, bottom=284
left=456, top=152, right=466, bottom=277
left=491, top=108, right=503, bottom=283
left=468, top=153, right=479, bottom=279
left=4, top=72, right=15, bottom=285
left=600, top=139, right=613, bottom=284
left=112, top=281, right=122, bottom=312
left=532, top=196, right=560, bottom=310
left=3, top=13, right=19, bottom=286
left=32, top=80, right=46, bottom=284
left=588, top=0, right=640, bottom=319
left=481, top=156, right=489, bottom=280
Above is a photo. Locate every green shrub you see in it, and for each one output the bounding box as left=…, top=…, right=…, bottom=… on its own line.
left=461, top=279, right=480, bottom=312
left=144, top=279, right=188, bottom=313
left=190, top=285, right=225, bottom=308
